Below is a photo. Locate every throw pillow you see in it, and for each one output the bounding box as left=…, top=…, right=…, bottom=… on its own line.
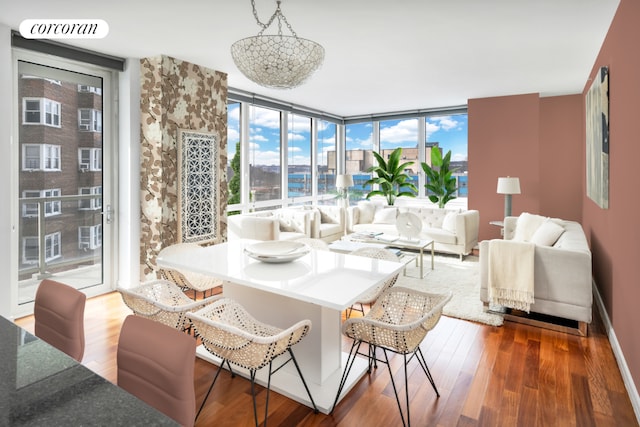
left=279, top=218, right=300, bottom=233
left=513, top=212, right=547, bottom=242
left=442, top=212, right=457, bottom=233
left=373, top=207, right=398, bottom=224
left=357, top=201, right=376, bottom=224
left=530, top=220, right=565, bottom=246
left=320, top=209, right=335, bottom=224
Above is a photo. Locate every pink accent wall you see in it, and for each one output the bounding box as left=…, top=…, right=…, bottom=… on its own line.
left=468, top=92, right=585, bottom=242
left=470, top=0, right=639, bottom=396
left=582, top=0, right=640, bottom=394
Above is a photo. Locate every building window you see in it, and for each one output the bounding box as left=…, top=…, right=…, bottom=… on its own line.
left=22, top=98, right=61, bottom=127
left=22, top=144, right=61, bottom=171
left=78, top=186, right=102, bottom=210
left=22, top=189, right=61, bottom=217
left=78, top=109, right=102, bottom=132
left=78, top=148, right=102, bottom=171
left=78, top=224, right=102, bottom=250
left=23, top=232, right=61, bottom=264
left=77, top=84, right=102, bottom=95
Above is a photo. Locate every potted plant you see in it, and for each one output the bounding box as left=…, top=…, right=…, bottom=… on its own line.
left=421, top=148, right=458, bottom=208
left=364, top=147, right=417, bottom=205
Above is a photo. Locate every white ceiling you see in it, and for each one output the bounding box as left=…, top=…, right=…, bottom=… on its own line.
left=1, top=0, right=620, bottom=117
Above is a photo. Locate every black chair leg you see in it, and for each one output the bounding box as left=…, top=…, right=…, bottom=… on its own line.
left=249, top=369, right=260, bottom=427
left=196, top=359, right=227, bottom=420
left=288, top=348, right=319, bottom=413
left=415, top=347, right=439, bottom=396
left=330, top=340, right=361, bottom=413
left=381, top=348, right=408, bottom=427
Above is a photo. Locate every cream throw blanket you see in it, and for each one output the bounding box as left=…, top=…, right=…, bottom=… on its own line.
left=487, top=239, right=535, bottom=312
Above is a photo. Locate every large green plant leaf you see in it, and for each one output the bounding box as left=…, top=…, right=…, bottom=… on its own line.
left=364, top=147, right=416, bottom=205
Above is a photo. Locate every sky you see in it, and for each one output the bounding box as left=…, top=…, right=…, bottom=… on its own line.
left=227, top=103, right=468, bottom=167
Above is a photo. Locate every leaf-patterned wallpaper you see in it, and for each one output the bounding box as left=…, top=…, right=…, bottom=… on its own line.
left=140, top=55, right=228, bottom=279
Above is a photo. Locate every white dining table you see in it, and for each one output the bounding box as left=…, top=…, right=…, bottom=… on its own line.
left=157, top=239, right=404, bottom=414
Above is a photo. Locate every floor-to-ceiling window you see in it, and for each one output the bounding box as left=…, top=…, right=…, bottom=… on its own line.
left=13, top=49, right=117, bottom=315
left=345, top=122, right=374, bottom=202
left=379, top=118, right=420, bottom=196
left=226, top=94, right=467, bottom=214
left=317, top=120, right=336, bottom=203
left=425, top=114, right=469, bottom=200
left=287, top=113, right=311, bottom=200
left=249, top=105, right=281, bottom=208
left=227, top=101, right=241, bottom=214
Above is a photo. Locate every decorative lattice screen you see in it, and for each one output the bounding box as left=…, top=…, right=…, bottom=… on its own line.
left=178, top=129, right=218, bottom=243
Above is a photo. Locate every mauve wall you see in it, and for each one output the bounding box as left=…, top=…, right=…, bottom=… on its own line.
left=468, top=92, right=584, bottom=242
left=582, top=0, right=640, bottom=394
left=469, top=0, right=639, bottom=396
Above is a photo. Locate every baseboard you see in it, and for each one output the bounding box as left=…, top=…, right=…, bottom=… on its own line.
left=593, top=280, right=640, bottom=424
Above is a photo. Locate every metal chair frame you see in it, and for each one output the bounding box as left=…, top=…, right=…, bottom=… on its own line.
left=331, top=287, right=452, bottom=427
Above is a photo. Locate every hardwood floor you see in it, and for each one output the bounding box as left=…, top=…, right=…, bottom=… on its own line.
left=15, top=291, right=638, bottom=427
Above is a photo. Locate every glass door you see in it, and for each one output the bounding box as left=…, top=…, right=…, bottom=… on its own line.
left=14, top=51, right=115, bottom=312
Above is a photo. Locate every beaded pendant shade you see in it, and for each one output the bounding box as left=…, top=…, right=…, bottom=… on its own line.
left=231, top=0, right=325, bottom=89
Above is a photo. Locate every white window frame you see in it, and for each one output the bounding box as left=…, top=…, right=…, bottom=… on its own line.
left=22, top=97, right=61, bottom=127
left=78, top=186, right=102, bottom=210
left=22, top=232, right=62, bottom=264
left=78, top=108, right=102, bottom=132
left=78, top=148, right=102, bottom=171
left=22, top=144, right=61, bottom=171
left=22, top=190, right=40, bottom=217
left=77, top=84, right=102, bottom=95
left=22, top=189, right=61, bottom=217
left=78, top=224, right=102, bottom=250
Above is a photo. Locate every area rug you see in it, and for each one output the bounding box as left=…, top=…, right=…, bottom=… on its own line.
left=397, top=254, right=504, bottom=327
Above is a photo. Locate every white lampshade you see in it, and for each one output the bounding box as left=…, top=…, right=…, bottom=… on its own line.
left=497, top=177, right=521, bottom=195
left=336, top=174, right=354, bottom=189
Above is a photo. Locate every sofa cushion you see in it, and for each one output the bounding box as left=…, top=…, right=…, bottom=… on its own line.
left=530, top=220, right=565, bottom=246
left=442, top=212, right=457, bottom=233
left=373, top=207, right=397, bottom=224
left=319, top=223, right=342, bottom=238
left=422, top=228, right=457, bottom=245
left=513, top=212, right=547, bottom=242
left=357, top=201, right=376, bottom=224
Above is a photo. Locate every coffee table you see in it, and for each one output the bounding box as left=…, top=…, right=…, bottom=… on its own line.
left=330, top=234, right=434, bottom=279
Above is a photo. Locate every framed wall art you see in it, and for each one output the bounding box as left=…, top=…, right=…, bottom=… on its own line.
left=585, top=66, right=609, bottom=209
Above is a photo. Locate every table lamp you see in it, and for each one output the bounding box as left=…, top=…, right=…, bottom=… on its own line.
left=497, top=177, right=521, bottom=218
left=336, top=174, right=354, bottom=208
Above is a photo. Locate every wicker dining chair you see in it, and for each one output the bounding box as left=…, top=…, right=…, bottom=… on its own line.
left=158, top=243, right=224, bottom=299
left=118, top=280, right=221, bottom=332
left=332, top=287, right=452, bottom=427
left=346, top=247, right=400, bottom=318
left=188, top=298, right=318, bottom=426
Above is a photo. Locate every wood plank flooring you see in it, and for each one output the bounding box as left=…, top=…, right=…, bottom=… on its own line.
left=15, top=292, right=638, bottom=427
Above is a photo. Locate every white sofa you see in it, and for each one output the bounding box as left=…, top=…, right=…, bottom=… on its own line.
left=309, top=205, right=345, bottom=242
left=226, top=208, right=312, bottom=241
left=479, top=214, right=592, bottom=333
left=346, top=201, right=480, bottom=259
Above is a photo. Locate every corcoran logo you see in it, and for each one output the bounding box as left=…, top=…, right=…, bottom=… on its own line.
left=19, top=19, right=109, bottom=39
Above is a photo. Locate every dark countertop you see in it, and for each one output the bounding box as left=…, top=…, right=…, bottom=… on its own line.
left=0, top=316, right=178, bottom=426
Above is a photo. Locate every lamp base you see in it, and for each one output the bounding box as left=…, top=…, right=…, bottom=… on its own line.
left=504, top=194, right=512, bottom=218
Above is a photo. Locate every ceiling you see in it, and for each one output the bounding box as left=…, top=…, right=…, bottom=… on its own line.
left=1, top=0, right=620, bottom=117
